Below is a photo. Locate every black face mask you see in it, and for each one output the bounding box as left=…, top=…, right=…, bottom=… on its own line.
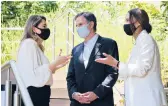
left=36, top=27, right=50, bottom=40
left=123, top=24, right=136, bottom=36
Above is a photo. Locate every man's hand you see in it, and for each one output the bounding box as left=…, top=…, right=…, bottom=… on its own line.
left=83, top=92, right=98, bottom=102
left=72, top=92, right=90, bottom=104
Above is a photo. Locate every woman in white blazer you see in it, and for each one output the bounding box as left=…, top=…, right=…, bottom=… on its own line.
left=95, top=8, right=167, bottom=106
left=17, top=15, right=71, bottom=106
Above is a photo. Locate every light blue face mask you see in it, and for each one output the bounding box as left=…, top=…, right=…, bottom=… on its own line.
left=77, top=23, right=90, bottom=38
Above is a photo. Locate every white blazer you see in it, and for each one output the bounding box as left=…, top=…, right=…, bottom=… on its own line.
left=17, top=39, right=53, bottom=88
left=119, top=30, right=167, bottom=106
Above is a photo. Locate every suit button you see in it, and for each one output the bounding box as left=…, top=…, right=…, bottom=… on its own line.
left=85, top=72, right=87, bottom=74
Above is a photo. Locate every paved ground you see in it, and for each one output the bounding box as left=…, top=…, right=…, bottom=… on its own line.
left=50, top=99, right=70, bottom=106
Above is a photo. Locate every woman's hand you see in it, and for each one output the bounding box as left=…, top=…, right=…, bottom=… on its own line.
left=49, top=55, right=72, bottom=73
left=95, top=53, right=118, bottom=68
left=55, top=55, right=72, bottom=69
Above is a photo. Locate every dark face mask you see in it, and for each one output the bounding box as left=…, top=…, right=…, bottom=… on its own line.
left=36, top=27, right=50, bottom=40
left=123, top=24, right=136, bottom=36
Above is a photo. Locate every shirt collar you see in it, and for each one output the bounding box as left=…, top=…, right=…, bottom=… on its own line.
left=84, top=34, right=99, bottom=47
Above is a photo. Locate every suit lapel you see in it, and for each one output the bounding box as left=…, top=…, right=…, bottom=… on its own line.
left=85, top=35, right=103, bottom=71
left=76, top=43, right=85, bottom=71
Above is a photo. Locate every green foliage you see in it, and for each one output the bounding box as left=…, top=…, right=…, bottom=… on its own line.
left=1, top=1, right=58, bottom=27
left=1, top=30, right=22, bottom=64
left=161, top=1, right=168, bottom=16
left=161, top=1, right=168, bottom=38
left=129, top=1, right=160, bottom=17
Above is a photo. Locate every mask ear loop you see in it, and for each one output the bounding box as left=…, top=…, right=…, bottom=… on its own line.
left=130, top=17, right=136, bottom=45
left=33, top=30, right=38, bottom=41
left=87, top=21, right=92, bottom=35
left=87, top=21, right=91, bottom=27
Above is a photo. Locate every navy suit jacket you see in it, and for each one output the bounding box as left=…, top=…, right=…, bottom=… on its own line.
left=66, top=35, right=119, bottom=106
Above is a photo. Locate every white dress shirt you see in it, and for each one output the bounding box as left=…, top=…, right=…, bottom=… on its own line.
left=16, top=39, right=53, bottom=88
left=119, top=30, right=167, bottom=106
left=83, top=34, right=99, bottom=68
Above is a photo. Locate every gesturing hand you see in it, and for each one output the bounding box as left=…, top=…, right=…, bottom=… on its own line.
left=95, top=53, right=118, bottom=68
left=55, top=55, right=72, bottom=69
left=49, top=54, right=72, bottom=73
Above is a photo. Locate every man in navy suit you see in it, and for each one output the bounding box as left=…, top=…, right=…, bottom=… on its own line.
left=66, top=12, right=119, bottom=106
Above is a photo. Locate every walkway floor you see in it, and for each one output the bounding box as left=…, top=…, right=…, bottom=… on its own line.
left=50, top=99, right=70, bottom=106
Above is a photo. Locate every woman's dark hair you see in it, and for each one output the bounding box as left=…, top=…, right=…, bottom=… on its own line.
left=21, top=15, right=46, bottom=51
left=128, top=8, right=152, bottom=33
left=75, top=12, right=97, bottom=32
